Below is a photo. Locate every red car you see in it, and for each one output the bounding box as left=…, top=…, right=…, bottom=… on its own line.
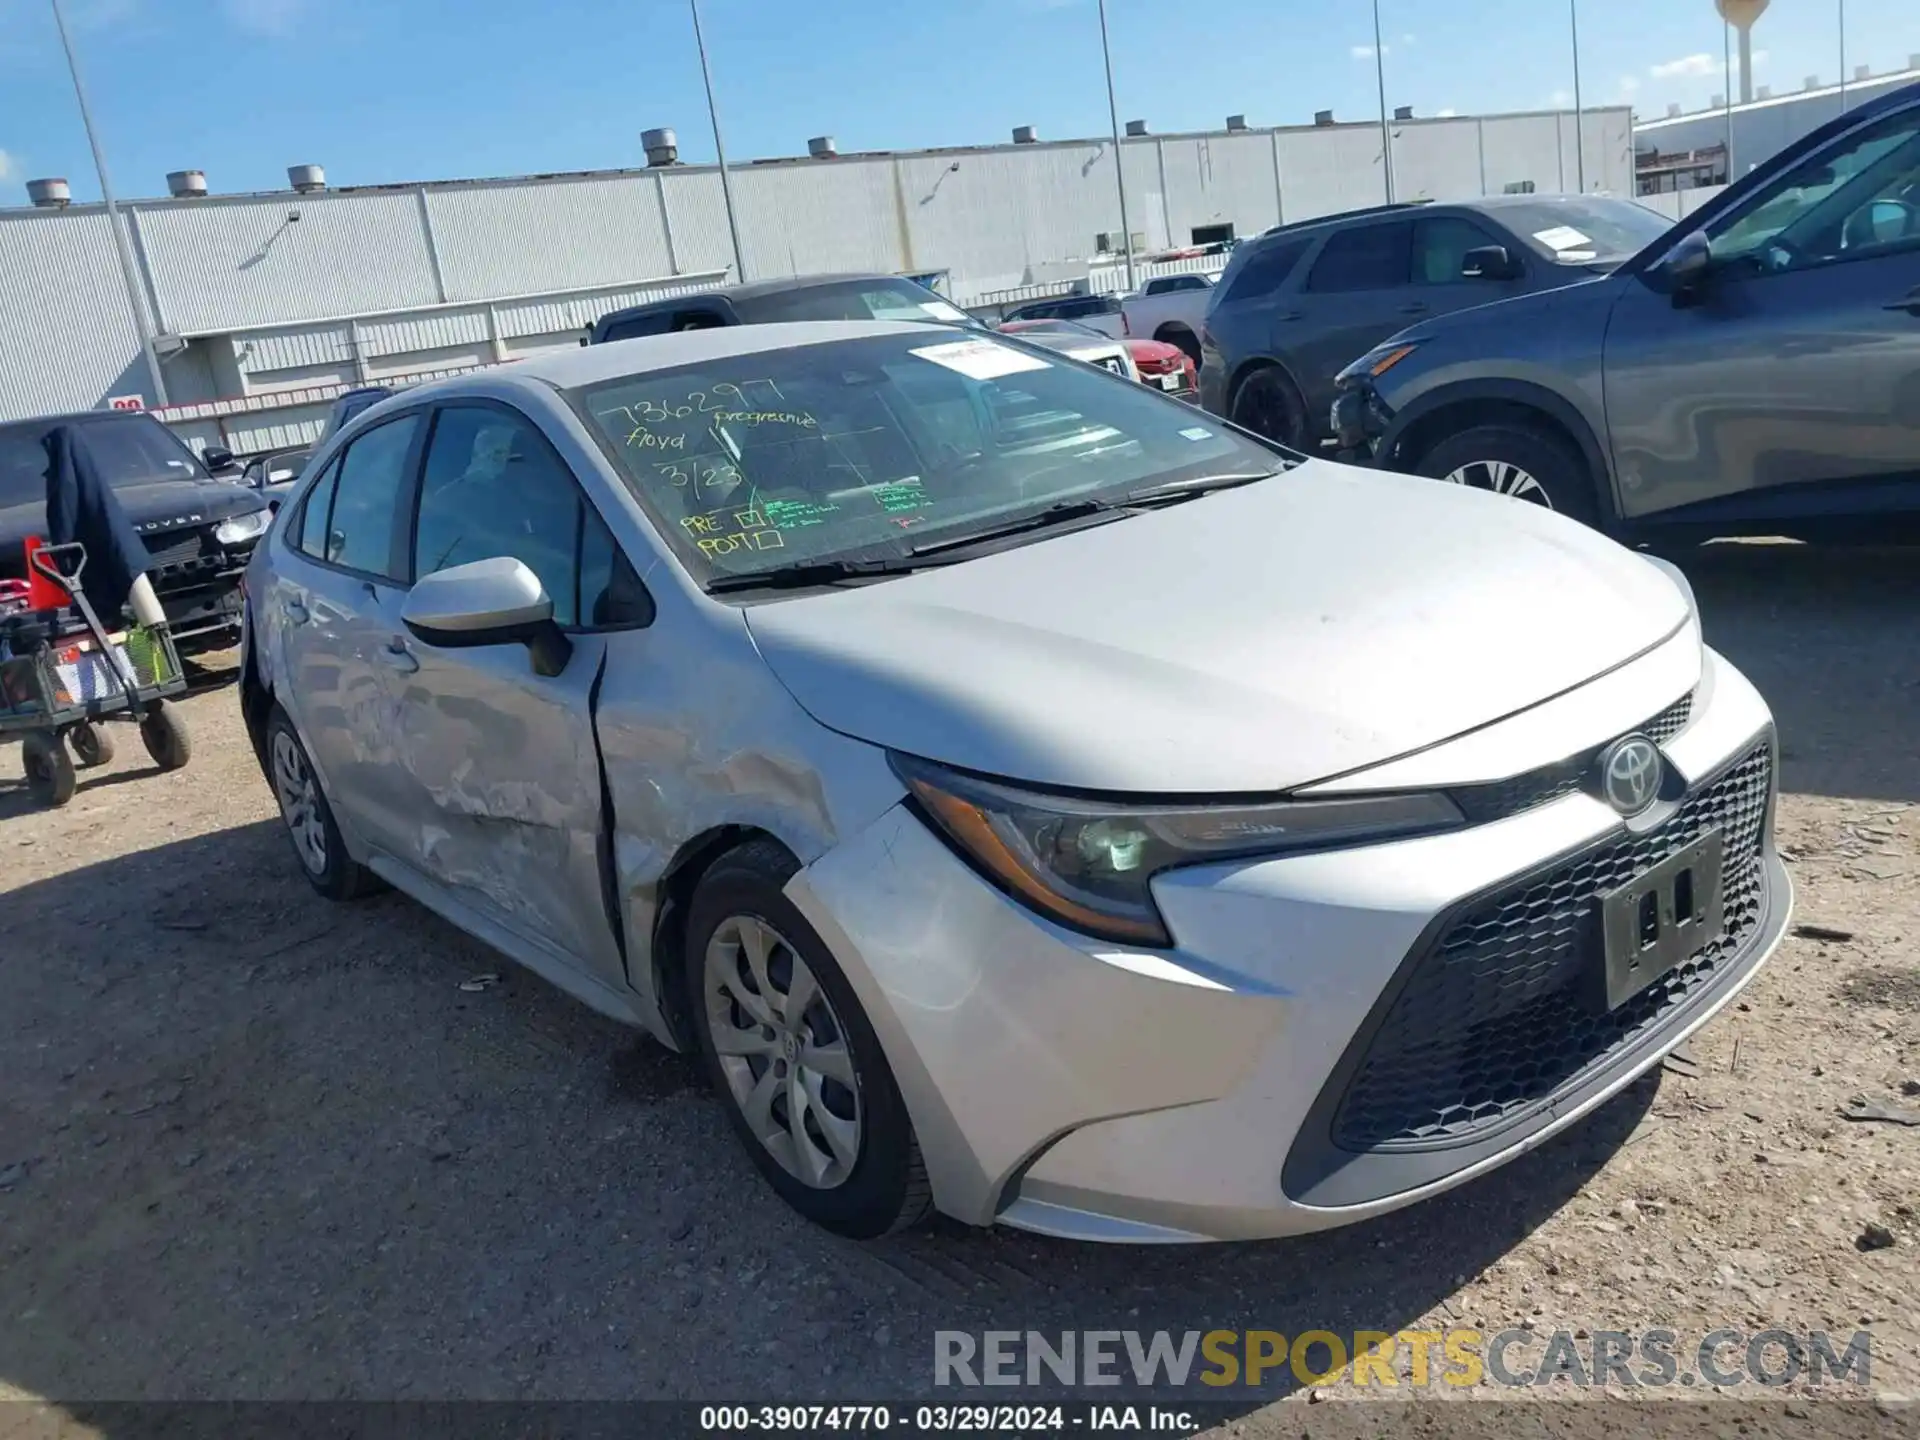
left=996, top=320, right=1198, bottom=400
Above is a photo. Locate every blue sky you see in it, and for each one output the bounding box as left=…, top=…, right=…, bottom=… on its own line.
left=2, top=0, right=1918, bottom=202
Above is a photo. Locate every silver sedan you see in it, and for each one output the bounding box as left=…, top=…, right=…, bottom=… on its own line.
left=240, top=319, right=1790, bottom=1241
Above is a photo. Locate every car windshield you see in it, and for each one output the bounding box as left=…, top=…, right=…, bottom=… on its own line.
left=571, top=331, right=1288, bottom=588
left=1500, top=197, right=1673, bottom=266
left=0, top=418, right=208, bottom=508
left=741, top=279, right=979, bottom=328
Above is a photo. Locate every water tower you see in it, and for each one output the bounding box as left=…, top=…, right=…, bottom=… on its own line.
left=1716, top=0, right=1769, bottom=104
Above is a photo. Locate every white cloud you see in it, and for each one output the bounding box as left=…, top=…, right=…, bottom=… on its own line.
left=1435, top=107, right=1457, bottom=118
left=1549, top=88, right=1572, bottom=107
left=1649, top=52, right=1717, bottom=79
left=1618, top=74, right=1641, bottom=93
left=0, top=148, right=15, bottom=182
left=222, top=0, right=307, bottom=35
left=1399, top=33, right=1416, bottom=45
left=1351, top=43, right=1387, bottom=60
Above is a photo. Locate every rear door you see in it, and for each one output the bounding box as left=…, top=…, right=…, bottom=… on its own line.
left=1603, top=102, right=1920, bottom=519
left=272, top=412, right=425, bottom=858
left=382, top=400, right=649, bottom=993
left=1284, top=219, right=1417, bottom=421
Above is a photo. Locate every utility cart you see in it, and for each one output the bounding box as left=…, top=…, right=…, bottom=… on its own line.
left=0, top=541, right=192, bottom=808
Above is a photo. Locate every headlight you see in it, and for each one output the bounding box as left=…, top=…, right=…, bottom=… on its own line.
left=214, top=508, right=271, bottom=545
left=1336, top=341, right=1420, bottom=387
left=891, top=753, right=1464, bottom=947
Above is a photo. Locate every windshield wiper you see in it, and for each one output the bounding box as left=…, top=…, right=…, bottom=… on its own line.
left=905, top=497, right=1123, bottom=559
left=705, top=556, right=926, bottom=593
left=1119, top=471, right=1284, bottom=507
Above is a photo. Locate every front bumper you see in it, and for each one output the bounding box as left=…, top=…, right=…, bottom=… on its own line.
left=1330, top=381, right=1391, bottom=463
left=786, top=645, right=1788, bottom=1242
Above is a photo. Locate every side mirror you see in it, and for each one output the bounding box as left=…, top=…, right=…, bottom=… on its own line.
left=203, top=444, right=239, bottom=475
left=1460, top=244, right=1520, bottom=281
left=1651, top=230, right=1714, bottom=294
left=401, top=557, right=574, bottom=677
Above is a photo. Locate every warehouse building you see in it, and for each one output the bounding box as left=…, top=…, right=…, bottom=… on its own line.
left=1633, top=56, right=1919, bottom=193
left=0, top=105, right=1632, bottom=450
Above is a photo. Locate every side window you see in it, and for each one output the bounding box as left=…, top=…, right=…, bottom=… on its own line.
left=1143, top=278, right=1172, bottom=295
left=1413, top=217, right=1507, bottom=284
left=324, top=415, right=420, bottom=578
left=413, top=405, right=645, bottom=631
left=293, top=457, right=342, bottom=561
left=600, top=311, right=673, bottom=342
left=1710, top=110, right=1920, bottom=272
left=1304, top=222, right=1414, bottom=292
left=1169, top=275, right=1207, bottom=292
left=1220, top=238, right=1310, bottom=305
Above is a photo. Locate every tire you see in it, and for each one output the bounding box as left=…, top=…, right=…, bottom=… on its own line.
left=139, top=704, right=192, bottom=771
left=69, top=721, right=115, bottom=769
left=1229, top=364, right=1310, bottom=450
left=1416, top=423, right=1601, bottom=526
left=264, top=707, right=380, bottom=901
left=22, top=731, right=76, bottom=808
left=685, top=838, right=932, bottom=1239
left=1158, top=327, right=1202, bottom=367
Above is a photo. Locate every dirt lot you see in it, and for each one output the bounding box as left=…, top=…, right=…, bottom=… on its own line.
left=1, top=543, right=1918, bottom=1429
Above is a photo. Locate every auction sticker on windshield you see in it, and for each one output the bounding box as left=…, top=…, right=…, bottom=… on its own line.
left=1533, top=225, right=1593, bottom=252
left=920, top=300, right=970, bottom=322
left=910, top=338, right=1051, bottom=381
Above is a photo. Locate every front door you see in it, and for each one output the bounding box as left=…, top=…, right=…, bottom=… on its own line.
left=1602, top=102, right=1920, bottom=520
left=384, top=401, right=644, bottom=991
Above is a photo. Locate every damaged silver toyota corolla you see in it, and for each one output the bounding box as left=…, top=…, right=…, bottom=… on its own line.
left=239, top=320, right=1790, bottom=1242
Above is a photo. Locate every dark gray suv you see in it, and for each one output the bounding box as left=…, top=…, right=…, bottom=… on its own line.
left=1197, top=196, right=1672, bottom=450
left=1333, top=78, right=1920, bottom=537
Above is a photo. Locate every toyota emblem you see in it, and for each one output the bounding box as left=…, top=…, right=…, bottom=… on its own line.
left=1598, top=735, right=1662, bottom=816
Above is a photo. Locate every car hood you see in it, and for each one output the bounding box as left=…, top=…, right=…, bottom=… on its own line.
left=0, top=477, right=263, bottom=551
left=743, top=462, right=1690, bottom=794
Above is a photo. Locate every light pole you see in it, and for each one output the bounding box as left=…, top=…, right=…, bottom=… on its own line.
left=1570, top=0, right=1586, bottom=193
left=1372, top=0, right=1394, bottom=203
left=1096, top=0, right=1137, bottom=291
left=689, top=0, right=746, bottom=282
left=1838, top=0, right=1848, bottom=111
left=49, top=0, right=168, bottom=406
left=1723, top=20, right=1736, bottom=179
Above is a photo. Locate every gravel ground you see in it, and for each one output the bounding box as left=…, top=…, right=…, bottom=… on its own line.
left=1, top=542, right=1917, bottom=1432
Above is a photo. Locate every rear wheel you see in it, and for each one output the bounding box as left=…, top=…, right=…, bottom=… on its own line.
left=69, top=721, right=115, bottom=769
left=1158, top=327, right=1202, bottom=367
left=1230, top=365, right=1309, bottom=450
left=265, top=708, right=380, bottom=901
left=1417, top=423, right=1601, bottom=526
left=139, top=704, right=191, bottom=771
left=686, top=838, right=931, bottom=1239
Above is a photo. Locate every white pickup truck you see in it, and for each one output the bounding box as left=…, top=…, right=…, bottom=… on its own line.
left=1000, top=272, right=1217, bottom=363
left=1116, top=273, right=1215, bottom=364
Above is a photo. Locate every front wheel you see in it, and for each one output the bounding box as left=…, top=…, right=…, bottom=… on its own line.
left=70, top=721, right=115, bottom=769
left=139, top=704, right=191, bottom=771
left=1416, top=423, right=1601, bottom=526
left=1229, top=365, right=1309, bottom=451
left=22, top=731, right=76, bottom=807
left=686, top=839, right=931, bottom=1239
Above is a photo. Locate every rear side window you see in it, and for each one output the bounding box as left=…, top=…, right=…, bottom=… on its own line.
left=1304, top=222, right=1414, bottom=291
left=599, top=310, right=675, bottom=342
left=293, top=457, right=342, bottom=562
left=322, top=415, right=421, bottom=579
left=1220, top=238, right=1311, bottom=304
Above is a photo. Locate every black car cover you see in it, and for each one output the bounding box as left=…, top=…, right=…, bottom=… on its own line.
left=42, top=424, right=150, bottom=623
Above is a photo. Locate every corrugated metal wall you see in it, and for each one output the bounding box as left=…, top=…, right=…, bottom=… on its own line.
left=0, top=108, right=1630, bottom=424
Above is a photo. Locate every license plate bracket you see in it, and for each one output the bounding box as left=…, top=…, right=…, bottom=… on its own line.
left=1596, top=829, right=1726, bottom=1011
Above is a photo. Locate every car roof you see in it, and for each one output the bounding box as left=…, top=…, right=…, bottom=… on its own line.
left=598, top=272, right=917, bottom=323
left=418, top=319, right=962, bottom=394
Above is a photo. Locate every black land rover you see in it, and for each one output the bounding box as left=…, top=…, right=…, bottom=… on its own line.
left=0, top=411, right=270, bottom=653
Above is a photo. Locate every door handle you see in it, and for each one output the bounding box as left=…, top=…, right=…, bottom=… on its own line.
left=378, top=637, right=419, bottom=674
left=1398, top=302, right=1430, bottom=315
left=283, top=597, right=309, bottom=625
left=1882, top=290, right=1920, bottom=315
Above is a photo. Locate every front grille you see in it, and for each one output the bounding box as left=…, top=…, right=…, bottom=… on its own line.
left=1331, top=737, right=1772, bottom=1152
left=141, top=526, right=235, bottom=589
left=1451, top=692, right=1694, bottom=825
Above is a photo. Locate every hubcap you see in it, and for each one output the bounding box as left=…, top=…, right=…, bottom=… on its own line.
left=1441, top=459, right=1553, bottom=508
left=1233, top=373, right=1297, bottom=445
left=271, top=731, right=328, bottom=876
left=704, top=915, right=862, bottom=1190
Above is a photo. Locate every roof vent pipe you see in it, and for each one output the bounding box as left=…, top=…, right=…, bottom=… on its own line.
left=1012, top=125, right=1038, bottom=144
left=288, top=164, right=326, bottom=193
left=641, top=129, right=679, bottom=166
left=807, top=135, right=837, bottom=159
left=1124, top=119, right=1148, bottom=137
left=1313, top=109, right=1335, bottom=126
left=1225, top=114, right=1248, bottom=131
left=27, top=178, right=71, bottom=208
